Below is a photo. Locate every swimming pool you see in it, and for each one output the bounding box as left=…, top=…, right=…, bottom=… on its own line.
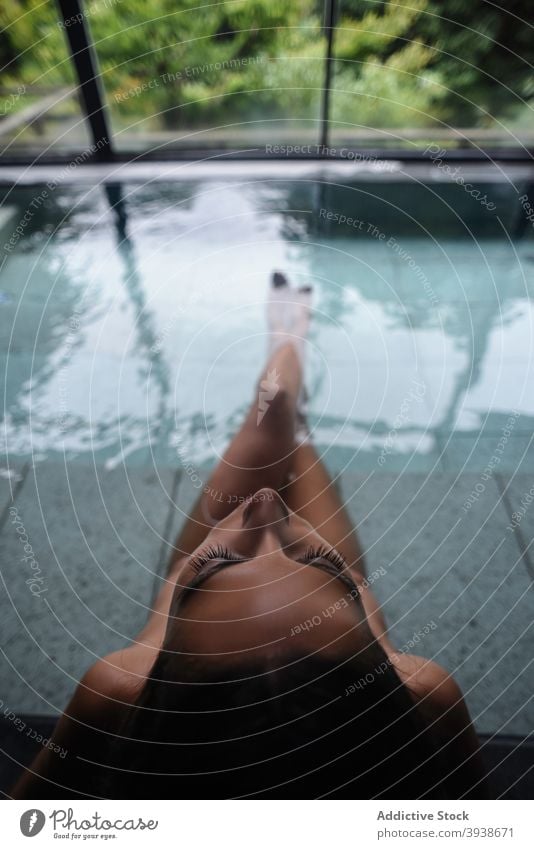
left=1, top=164, right=533, bottom=476
left=1, top=163, right=533, bottom=737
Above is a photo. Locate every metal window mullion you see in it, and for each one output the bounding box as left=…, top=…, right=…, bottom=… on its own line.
left=320, top=0, right=337, bottom=152
left=56, top=0, right=114, bottom=161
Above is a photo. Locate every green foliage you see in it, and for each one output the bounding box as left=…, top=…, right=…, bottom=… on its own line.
left=0, top=0, right=76, bottom=85
left=335, top=0, right=534, bottom=125
left=0, top=0, right=532, bottom=136
left=333, top=0, right=448, bottom=129
left=85, top=0, right=322, bottom=128
left=406, top=0, right=534, bottom=124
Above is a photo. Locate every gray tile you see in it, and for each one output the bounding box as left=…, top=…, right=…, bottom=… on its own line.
left=339, top=472, right=533, bottom=735
left=440, top=434, right=534, bottom=473
left=0, top=462, right=26, bottom=516
left=498, top=474, right=534, bottom=578
left=152, top=470, right=209, bottom=592
left=0, top=459, right=175, bottom=713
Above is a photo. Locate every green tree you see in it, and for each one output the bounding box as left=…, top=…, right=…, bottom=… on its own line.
left=1, top=0, right=532, bottom=140
left=335, top=0, right=534, bottom=127
left=332, top=0, right=446, bottom=130
left=84, top=0, right=324, bottom=129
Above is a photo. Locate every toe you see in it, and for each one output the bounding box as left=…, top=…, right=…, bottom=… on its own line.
left=271, top=271, right=289, bottom=288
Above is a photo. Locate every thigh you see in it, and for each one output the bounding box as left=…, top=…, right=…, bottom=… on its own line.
left=202, top=389, right=295, bottom=522
left=282, top=445, right=391, bottom=640
left=168, top=390, right=297, bottom=570
left=281, top=441, right=366, bottom=574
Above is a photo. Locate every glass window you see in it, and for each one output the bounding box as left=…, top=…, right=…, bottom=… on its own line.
left=89, top=0, right=327, bottom=153
left=1, top=1, right=532, bottom=159
left=0, top=1, right=90, bottom=157
left=329, top=0, right=534, bottom=151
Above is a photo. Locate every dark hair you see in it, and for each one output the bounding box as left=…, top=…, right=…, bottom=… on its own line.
left=94, top=639, right=476, bottom=799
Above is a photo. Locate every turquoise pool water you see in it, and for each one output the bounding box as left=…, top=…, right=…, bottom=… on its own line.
left=1, top=176, right=533, bottom=476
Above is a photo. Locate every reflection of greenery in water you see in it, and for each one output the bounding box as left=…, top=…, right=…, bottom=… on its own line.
left=1, top=180, right=533, bottom=470
left=1, top=1, right=532, bottom=139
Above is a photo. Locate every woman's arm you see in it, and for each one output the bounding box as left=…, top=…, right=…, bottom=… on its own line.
left=427, top=667, right=490, bottom=798
left=395, top=654, right=490, bottom=798
left=11, top=652, right=142, bottom=799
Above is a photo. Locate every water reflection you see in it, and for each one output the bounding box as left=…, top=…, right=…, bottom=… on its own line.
left=1, top=179, right=533, bottom=473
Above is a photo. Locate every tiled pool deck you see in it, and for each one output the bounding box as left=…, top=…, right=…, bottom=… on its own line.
left=1, top=458, right=532, bottom=739
left=0, top=170, right=533, bottom=759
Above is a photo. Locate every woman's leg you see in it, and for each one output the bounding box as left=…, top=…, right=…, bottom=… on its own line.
left=279, top=438, right=394, bottom=641
left=280, top=438, right=366, bottom=577
left=168, top=273, right=314, bottom=568
left=145, top=339, right=302, bottom=645
left=168, top=340, right=302, bottom=568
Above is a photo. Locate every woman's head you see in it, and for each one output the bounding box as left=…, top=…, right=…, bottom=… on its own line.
left=165, top=487, right=373, bottom=665
left=101, top=489, right=454, bottom=798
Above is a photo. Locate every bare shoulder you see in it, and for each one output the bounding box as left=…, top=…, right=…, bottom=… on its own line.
left=11, top=646, right=155, bottom=799
left=391, top=651, right=489, bottom=796
left=74, top=644, right=157, bottom=727
left=391, top=651, right=467, bottom=727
